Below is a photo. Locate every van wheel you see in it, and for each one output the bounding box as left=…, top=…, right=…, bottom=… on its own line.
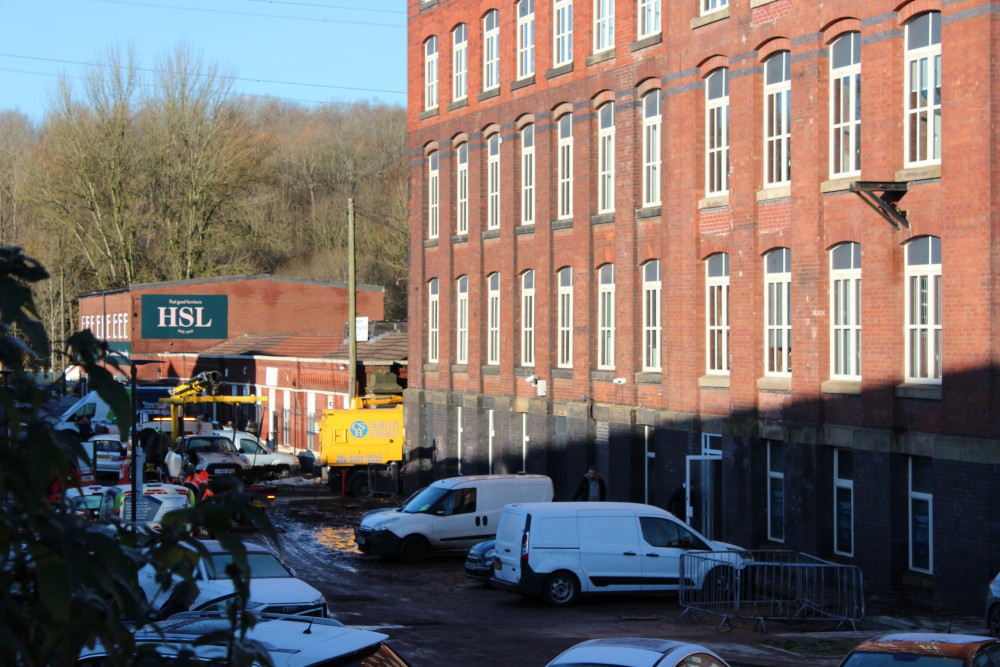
left=542, top=571, right=579, bottom=606
left=347, top=472, right=370, bottom=498
left=702, top=566, right=735, bottom=600
left=398, top=535, right=428, bottom=563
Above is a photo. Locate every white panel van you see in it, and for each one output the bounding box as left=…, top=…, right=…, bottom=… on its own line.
left=490, top=502, right=745, bottom=606
left=353, top=474, right=554, bottom=562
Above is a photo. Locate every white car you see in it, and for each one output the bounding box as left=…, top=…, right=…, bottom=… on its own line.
left=546, top=638, right=732, bottom=667
left=138, top=540, right=328, bottom=617
left=163, top=435, right=250, bottom=482
left=215, top=429, right=301, bottom=479
left=96, top=483, right=194, bottom=532
left=79, top=611, right=410, bottom=666
left=81, top=435, right=127, bottom=475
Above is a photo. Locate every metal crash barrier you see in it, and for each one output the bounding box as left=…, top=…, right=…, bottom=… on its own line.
left=366, top=463, right=399, bottom=497
left=679, top=550, right=864, bottom=631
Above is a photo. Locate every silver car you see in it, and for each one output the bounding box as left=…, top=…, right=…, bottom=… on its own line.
left=216, top=429, right=301, bottom=479
left=546, top=638, right=732, bottom=667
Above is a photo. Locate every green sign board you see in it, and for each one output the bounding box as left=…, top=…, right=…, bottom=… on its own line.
left=141, top=295, right=228, bottom=340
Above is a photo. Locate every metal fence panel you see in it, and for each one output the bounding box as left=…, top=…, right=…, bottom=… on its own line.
left=366, top=463, right=399, bottom=497
left=680, top=550, right=864, bottom=631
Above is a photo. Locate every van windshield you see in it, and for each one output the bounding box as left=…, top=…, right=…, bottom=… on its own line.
left=400, top=486, right=450, bottom=514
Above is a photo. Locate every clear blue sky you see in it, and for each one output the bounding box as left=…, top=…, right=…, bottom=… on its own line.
left=1, top=0, right=407, bottom=124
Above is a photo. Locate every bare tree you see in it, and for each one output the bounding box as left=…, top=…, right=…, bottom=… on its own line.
left=141, top=48, right=270, bottom=281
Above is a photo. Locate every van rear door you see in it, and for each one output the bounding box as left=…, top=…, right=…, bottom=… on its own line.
left=577, top=510, right=643, bottom=591
left=492, top=507, right=527, bottom=584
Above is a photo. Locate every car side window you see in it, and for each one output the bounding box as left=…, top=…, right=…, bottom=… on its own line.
left=675, top=524, right=710, bottom=551
left=242, top=439, right=261, bottom=454
left=640, top=517, right=681, bottom=547
left=100, top=492, right=116, bottom=519
left=453, top=488, right=477, bottom=515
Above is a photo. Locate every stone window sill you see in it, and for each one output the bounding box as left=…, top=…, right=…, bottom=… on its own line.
left=757, top=185, right=791, bottom=202
left=757, top=376, right=790, bottom=392
left=483, top=365, right=499, bottom=375
left=699, top=374, right=731, bottom=388
left=418, top=108, right=438, bottom=120
left=423, top=363, right=438, bottom=372
left=546, top=63, right=574, bottom=79
left=552, top=219, right=573, bottom=231
left=447, top=98, right=468, bottom=112
left=636, top=372, right=661, bottom=384
left=699, top=194, right=730, bottom=209
left=451, top=364, right=468, bottom=374
left=511, top=75, right=535, bottom=92
left=477, top=88, right=500, bottom=102
left=482, top=229, right=499, bottom=240
left=551, top=368, right=573, bottom=379
left=636, top=206, right=662, bottom=220
left=451, top=233, right=468, bottom=244
left=750, top=0, right=778, bottom=6
left=895, top=164, right=941, bottom=182
left=822, top=379, right=861, bottom=395
left=895, top=383, right=942, bottom=400
left=586, top=49, right=615, bottom=67
left=820, top=176, right=859, bottom=193
left=591, top=212, right=615, bottom=225
left=691, top=6, right=730, bottom=29
left=516, top=224, right=535, bottom=235
left=423, top=238, right=439, bottom=248
left=630, top=33, right=662, bottom=53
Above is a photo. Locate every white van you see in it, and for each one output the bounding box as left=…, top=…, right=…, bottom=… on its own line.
left=490, top=502, right=746, bottom=606
left=354, top=474, right=554, bottom=562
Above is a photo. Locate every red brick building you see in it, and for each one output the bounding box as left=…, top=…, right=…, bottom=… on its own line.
left=79, top=275, right=406, bottom=451
left=405, top=0, right=1000, bottom=610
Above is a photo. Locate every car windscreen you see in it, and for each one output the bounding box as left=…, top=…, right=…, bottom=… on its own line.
left=71, top=495, right=103, bottom=512
left=188, top=438, right=236, bottom=453
left=400, top=486, right=450, bottom=514
left=205, top=552, right=292, bottom=580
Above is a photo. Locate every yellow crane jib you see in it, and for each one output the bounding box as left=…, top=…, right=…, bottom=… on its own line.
left=158, top=372, right=266, bottom=441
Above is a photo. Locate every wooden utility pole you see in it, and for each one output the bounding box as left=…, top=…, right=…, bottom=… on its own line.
left=348, top=198, right=357, bottom=401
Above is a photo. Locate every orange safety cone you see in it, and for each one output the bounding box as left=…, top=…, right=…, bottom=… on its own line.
left=119, top=458, right=131, bottom=485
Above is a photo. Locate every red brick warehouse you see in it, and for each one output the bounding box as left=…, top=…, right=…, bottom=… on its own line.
left=405, top=0, right=1000, bottom=612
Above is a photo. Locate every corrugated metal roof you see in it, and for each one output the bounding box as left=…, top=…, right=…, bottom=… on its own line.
left=199, top=332, right=408, bottom=362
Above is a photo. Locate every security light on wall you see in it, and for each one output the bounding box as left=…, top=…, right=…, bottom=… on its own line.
left=524, top=375, right=539, bottom=384
left=612, top=377, right=626, bottom=385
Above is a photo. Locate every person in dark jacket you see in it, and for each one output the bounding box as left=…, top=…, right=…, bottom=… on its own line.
left=77, top=416, right=93, bottom=441
left=572, top=466, right=607, bottom=501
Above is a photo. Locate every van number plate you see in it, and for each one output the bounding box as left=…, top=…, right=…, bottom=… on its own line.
left=215, top=468, right=234, bottom=475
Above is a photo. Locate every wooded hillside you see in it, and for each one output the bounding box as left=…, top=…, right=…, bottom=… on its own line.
left=0, top=48, right=408, bottom=361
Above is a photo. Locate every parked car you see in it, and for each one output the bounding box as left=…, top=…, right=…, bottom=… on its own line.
left=491, top=502, right=746, bottom=606
left=465, top=539, right=496, bottom=582
left=987, top=571, right=1000, bottom=637
left=354, top=474, right=553, bottom=562
left=137, top=539, right=328, bottom=618
left=163, top=435, right=250, bottom=482
left=546, top=638, right=732, bottom=667
left=838, top=632, right=1000, bottom=666
left=64, top=484, right=109, bottom=520
left=81, top=435, right=127, bottom=476
left=215, top=429, right=301, bottom=480
left=78, top=611, right=410, bottom=666
left=97, top=483, right=194, bottom=532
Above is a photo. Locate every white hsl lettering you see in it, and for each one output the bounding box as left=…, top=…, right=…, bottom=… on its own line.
left=158, top=306, right=213, bottom=329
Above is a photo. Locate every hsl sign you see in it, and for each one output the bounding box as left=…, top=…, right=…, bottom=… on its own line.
left=141, top=295, right=228, bottom=339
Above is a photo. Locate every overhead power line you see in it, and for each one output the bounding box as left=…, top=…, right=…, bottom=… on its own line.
left=87, top=0, right=406, bottom=28
left=246, top=0, right=405, bottom=15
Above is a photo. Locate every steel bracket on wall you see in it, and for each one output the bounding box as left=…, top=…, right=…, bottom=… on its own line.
left=850, top=181, right=910, bottom=230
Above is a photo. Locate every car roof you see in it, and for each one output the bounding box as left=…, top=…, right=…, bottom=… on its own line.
left=848, top=633, right=1000, bottom=660
left=507, top=501, right=674, bottom=515
left=194, top=539, right=275, bottom=556
left=431, top=474, right=552, bottom=489
left=82, top=612, right=394, bottom=665
left=548, top=638, right=725, bottom=667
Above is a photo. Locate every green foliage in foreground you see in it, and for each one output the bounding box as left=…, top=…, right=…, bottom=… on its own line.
left=0, top=247, right=281, bottom=666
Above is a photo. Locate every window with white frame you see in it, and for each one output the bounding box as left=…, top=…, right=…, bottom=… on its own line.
left=521, top=124, right=535, bottom=225
left=456, top=142, right=468, bottom=235
left=767, top=440, right=785, bottom=542
left=830, top=32, right=861, bottom=177
left=905, top=235, right=942, bottom=383
left=706, top=68, right=729, bottom=195
left=428, top=278, right=439, bottom=363
left=424, top=36, right=438, bottom=111
left=483, top=9, right=500, bottom=91
left=706, top=252, right=730, bottom=374
left=637, top=0, right=660, bottom=39
left=642, top=260, right=661, bottom=371
left=487, top=272, right=500, bottom=365
left=765, top=248, right=791, bottom=376
left=702, top=0, right=727, bottom=14
left=427, top=150, right=439, bottom=239
left=453, top=24, right=468, bottom=102
left=517, top=0, right=535, bottom=80
left=487, top=133, right=500, bottom=229
left=764, top=51, right=791, bottom=187
left=557, top=114, right=573, bottom=219
left=521, top=270, right=535, bottom=366
left=594, top=0, right=614, bottom=53
left=830, top=242, right=861, bottom=380
left=554, top=0, right=573, bottom=67
left=557, top=267, right=573, bottom=368
left=456, top=276, right=468, bottom=364
left=642, top=91, right=661, bottom=207
left=909, top=456, right=933, bottom=573
left=833, top=449, right=853, bottom=557
left=597, top=264, right=615, bottom=369
left=905, top=12, right=941, bottom=167
left=598, top=102, right=615, bottom=213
